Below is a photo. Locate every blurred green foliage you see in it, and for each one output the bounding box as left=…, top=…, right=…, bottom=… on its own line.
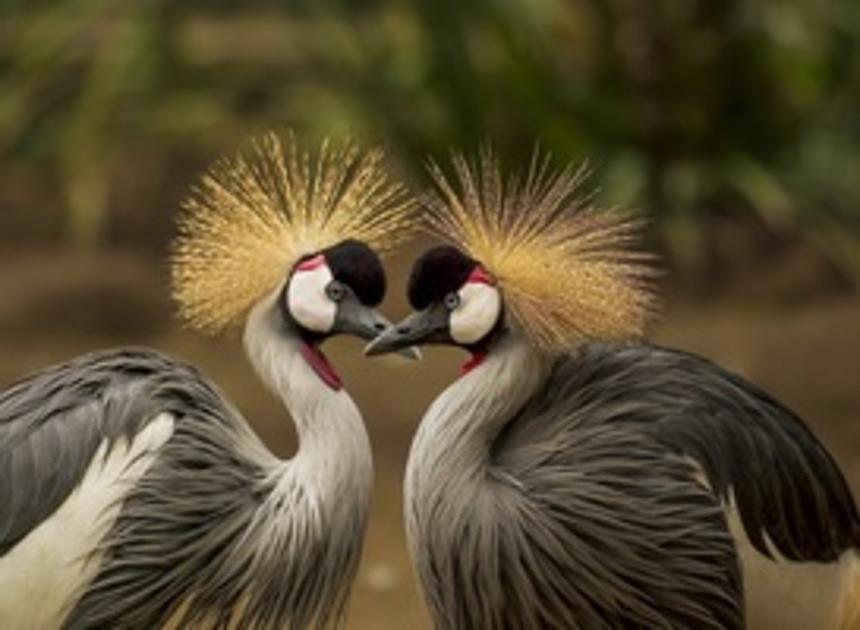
left=1, top=0, right=858, bottom=280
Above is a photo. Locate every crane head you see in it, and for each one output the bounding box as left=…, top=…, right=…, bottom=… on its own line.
left=284, top=239, right=387, bottom=341
left=365, top=245, right=502, bottom=359
left=370, top=147, right=658, bottom=358
left=283, top=238, right=419, bottom=354
left=172, top=131, right=416, bottom=337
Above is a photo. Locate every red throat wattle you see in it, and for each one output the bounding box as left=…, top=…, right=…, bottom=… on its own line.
left=300, top=343, right=343, bottom=391
left=461, top=352, right=488, bottom=375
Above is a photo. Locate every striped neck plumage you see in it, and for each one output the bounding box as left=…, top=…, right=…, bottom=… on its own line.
left=243, top=293, right=373, bottom=500
left=408, top=333, right=549, bottom=480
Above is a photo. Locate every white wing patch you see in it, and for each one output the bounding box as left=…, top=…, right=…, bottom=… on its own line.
left=450, top=283, right=501, bottom=345
left=725, top=499, right=856, bottom=630
left=0, top=413, right=175, bottom=628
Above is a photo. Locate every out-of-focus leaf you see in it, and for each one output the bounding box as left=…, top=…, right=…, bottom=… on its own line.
left=0, top=0, right=857, bottom=280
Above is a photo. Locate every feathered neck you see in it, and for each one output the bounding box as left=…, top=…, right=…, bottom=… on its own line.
left=406, top=333, right=549, bottom=492
left=243, top=293, right=373, bottom=504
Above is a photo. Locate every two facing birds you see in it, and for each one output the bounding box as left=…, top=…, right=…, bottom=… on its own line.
left=0, top=133, right=858, bottom=630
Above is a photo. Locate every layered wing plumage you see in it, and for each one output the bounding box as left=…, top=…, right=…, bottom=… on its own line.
left=497, top=342, right=860, bottom=565
left=0, top=350, right=215, bottom=556
left=429, top=424, right=743, bottom=629
left=1, top=350, right=360, bottom=628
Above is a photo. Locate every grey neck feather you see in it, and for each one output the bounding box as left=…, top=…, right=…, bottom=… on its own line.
left=405, top=332, right=549, bottom=538
left=243, top=292, right=373, bottom=522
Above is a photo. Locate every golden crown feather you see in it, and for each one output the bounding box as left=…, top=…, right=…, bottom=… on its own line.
left=423, top=148, right=658, bottom=353
left=172, top=131, right=416, bottom=335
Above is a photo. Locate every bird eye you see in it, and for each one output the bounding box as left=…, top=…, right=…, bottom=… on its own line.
left=444, top=293, right=460, bottom=311
left=326, top=282, right=346, bottom=302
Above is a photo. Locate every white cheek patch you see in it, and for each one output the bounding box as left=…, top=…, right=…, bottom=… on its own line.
left=450, top=282, right=501, bottom=345
left=287, top=264, right=337, bottom=333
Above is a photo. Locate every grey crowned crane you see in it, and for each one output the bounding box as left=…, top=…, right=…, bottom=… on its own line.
left=367, top=151, right=860, bottom=629
left=0, top=133, right=415, bottom=629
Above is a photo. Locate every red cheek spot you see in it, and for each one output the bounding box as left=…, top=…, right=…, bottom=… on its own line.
left=467, top=265, right=496, bottom=286
left=296, top=254, right=326, bottom=272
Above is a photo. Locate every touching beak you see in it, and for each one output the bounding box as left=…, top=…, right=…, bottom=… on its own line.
left=365, top=306, right=449, bottom=357
left=334, top=295, right=421, bottom=360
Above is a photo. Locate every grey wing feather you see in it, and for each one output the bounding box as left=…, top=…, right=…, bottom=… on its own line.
left=0, top=349, right=217, bottom=555
left=62, top=360, right=350, bottom=630
left=486, top=358, right=743, bottom=629
left=641, top=344, right=860, bottom=560
left=0, top=349, right=346, bottom=629
left=500, top=342, right=860, bottom=562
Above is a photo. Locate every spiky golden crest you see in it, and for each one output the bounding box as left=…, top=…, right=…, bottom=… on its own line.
left=424, top=149, right=658, bottom=353
left=172, top=132, right=415, bottom=334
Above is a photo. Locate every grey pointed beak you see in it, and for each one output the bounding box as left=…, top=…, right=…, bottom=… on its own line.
left=365, top=307, right=449, bottom=357
left=334, top=296, right=421, bottom=360
left=364, top=326, right=410, bottom=357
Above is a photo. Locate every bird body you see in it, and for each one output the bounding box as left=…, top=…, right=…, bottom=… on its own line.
left=0, top=132, right=415, bottom=628
left=404, top=334, right=860, bottom=628
left=367, top=149, right=860, bottom=629
left=0, top=306, right=373, bottom=627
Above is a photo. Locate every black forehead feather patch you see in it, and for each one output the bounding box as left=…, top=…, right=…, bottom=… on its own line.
left=322, top=239, right=386, bottom=306
left=408, top=245, right=477, bottom=309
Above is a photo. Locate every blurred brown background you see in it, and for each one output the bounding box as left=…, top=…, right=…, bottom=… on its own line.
left=1, top=1, right=858, bottom=628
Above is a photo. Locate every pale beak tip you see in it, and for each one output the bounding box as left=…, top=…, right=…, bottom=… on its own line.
left=403, top=346, right=423, bottom=361
left=364, top=339, right=384, bottom=357
left=363, top=335, right=421, bottom=361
